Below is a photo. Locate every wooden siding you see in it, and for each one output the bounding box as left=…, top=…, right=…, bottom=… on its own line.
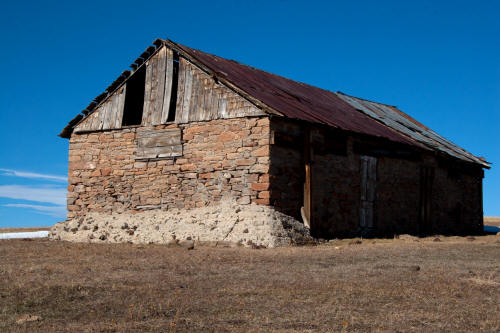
left=174, top=58, right=265, bottom=124
left=135, top=127, right=182, bottom=159
left=74, top=85, right=126, bottom=133
left=161, top=48, right=175, bottom=123
left=360, top=155, right=377, bottom=231
left=143, top=47, right=167, bottom=126
left=74, top=46, right=264, bottom=134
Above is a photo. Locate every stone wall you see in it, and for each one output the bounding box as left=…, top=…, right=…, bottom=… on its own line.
left=375, top=156, right=420, bottom=235
left=269, top=118, right=484, bottom=238
left=66, top=117, right=271, bottom=219
left=65, top=114, right=483, bottom=241
left=430, top=158, right=483, bottom=235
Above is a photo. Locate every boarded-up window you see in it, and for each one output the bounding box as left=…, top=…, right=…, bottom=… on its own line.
left=419, top=166, right=434, bottom=235
left=122, top=66, right=146, bottom=126
left=135, top=128, right=182, bottom=160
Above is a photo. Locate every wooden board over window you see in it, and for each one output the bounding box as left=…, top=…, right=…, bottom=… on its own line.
left=135, top=127, right=182, bottom=159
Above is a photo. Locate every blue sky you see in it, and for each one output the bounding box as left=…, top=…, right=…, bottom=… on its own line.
left=0, top=0, right=498, bottom=227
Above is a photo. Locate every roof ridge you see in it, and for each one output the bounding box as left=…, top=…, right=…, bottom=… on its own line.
left=336, top=91, right=398, bottom=108
left=169, top=40, right=349, bottom=101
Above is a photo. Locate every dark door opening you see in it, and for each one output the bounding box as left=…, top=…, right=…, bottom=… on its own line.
left=166, top=52, right=180, bottom=122
left=419, top=166, right=434, bottom=235
left=301, top=127, right=312, bottom=231
left=122, top=65, right=146, bottom=126
left=360, top=155, right=377, bottom=235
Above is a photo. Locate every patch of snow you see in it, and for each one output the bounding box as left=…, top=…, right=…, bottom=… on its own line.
left=0, top=231, right=49, bottom=239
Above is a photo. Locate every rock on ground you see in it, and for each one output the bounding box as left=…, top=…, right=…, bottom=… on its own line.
left=50, top=201, right=312, bottom=248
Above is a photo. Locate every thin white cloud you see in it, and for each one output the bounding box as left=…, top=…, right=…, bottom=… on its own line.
left=0, top=168, right=66, bottom=182
left=4, top=203, right=66, bottom=218
left=0, top=185, right=66, bottom=205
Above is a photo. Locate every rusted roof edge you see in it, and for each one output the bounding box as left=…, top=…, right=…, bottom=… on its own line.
left=163, top=39, right=286, bottom=119
left=336, top=92, right=490, bottom=169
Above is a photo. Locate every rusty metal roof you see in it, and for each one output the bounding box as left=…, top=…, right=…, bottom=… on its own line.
left=172, top=41, right=425, bottom=149
left=61, top=38, right=489, bottom=168
left=172, top=41, right=488, bottom=168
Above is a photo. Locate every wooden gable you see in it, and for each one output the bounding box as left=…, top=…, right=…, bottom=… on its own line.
left=73, top=45, right=264, bottom=134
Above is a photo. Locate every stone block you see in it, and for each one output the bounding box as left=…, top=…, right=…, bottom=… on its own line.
left=251, top=146, right=269, bottom=157
left=258, top=191, right=270, bottom=199
left=250, top=164, right=269, bottom=174
left=251, top=183, right=270, bottom=191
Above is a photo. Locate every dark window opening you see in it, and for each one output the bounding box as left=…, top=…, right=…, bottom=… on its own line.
left=167, top=52, right=180, bottom=122
left=122, top=65, right=146, bottom=126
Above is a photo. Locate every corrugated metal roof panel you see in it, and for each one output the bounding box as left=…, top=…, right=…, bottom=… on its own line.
left=336, top=93, right=489, bottom=167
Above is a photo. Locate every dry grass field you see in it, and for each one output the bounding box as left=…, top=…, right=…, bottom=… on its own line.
left=0, top=227, right=50, bottom=233
left=1, top=236, right=499, bottom=332
left=484, top=217, right=500, bottom=227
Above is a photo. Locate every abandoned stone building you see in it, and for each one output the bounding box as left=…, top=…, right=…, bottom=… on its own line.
left=53, top=38, right=490, bottom=246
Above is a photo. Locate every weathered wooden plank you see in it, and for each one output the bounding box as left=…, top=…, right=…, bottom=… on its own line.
left=360, top=155, right=376, bottom=229
left=75, top=111, right=91, bottom=132
left=180, top=66, right=193, bottom=123
left=138, top=135, right=181, bottom=148
left=88, top=108, right=99, bottom=130
left=97, top=102, right=107, bottom=130
left=151, top=48, right=167, bottom=125
left=360, top=157, right=368, bottom=201
left=74, top=117, right=86, bottom=132
left=88, top=111, right=97, bottom=130
left=147, top=56, right=157, bottom=125
left=137, top=128, right=181, bottom=147
left=218, top=96, right=228, bottom=118
left=199, top=77, right=210, bottom=121
left=303, top=126, right=312, bottom=228
left=107, top=92, right=119, bottom=129
left=174, top=58, right=186, bottom=124
left=114, top=84, right=126, bottom=128
left=135, top=127, right=182, bottom=159
left=188, top=70, right=201, bottom=122
left=104, top=101, right=113, bottom=129
left=136, top=145, right=183, bottom=159
left=102, top=100, right=114, bottom=130
left=195, top=74, right=205, bottom=121
left=142, top=60, right=153, bottom=125
left=101, top=102, right=110, bottom=130
left=202, top=82, right=214, bottom=121
left=209, top=88, right=220, bottom=120
left=161, top=48, right=174, bottom=123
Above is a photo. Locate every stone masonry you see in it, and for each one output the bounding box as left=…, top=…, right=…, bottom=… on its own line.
left=268, top=118, right=484, bottom=238
left=66, top=116, right=272, bottom=219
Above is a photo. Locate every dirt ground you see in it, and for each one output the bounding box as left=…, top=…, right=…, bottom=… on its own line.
left=1, top=236, right=499, bottom=332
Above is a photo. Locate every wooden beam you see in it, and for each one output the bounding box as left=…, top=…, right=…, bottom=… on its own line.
left=303, top=125, right=312, bottom=229
left=161, top=48, right=174, bottom=123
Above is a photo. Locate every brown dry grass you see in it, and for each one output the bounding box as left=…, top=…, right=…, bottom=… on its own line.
left=1, top=236, right=499, bottom=332
left=0, top=227, right=50, bottom=233
left=484, top=217, right=500, bottom=227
